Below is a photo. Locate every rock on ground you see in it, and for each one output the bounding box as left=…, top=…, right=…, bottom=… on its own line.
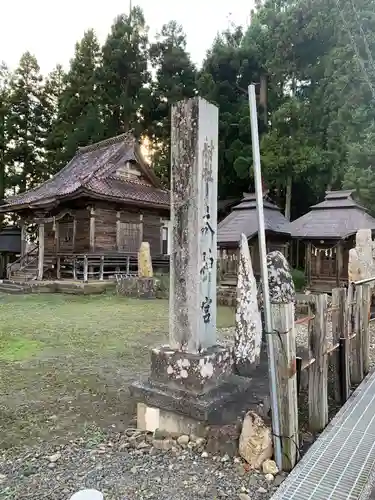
left=239, top=412, right=273, bottom=468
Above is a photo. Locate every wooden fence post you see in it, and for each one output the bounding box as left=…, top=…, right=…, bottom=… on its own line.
left=73, top=258, right=77, bottom=280
left=56, top=256, right=61, bottom=280
left=267, top=251, right=299, bottom=471
left=296, top=356, right=302, bottom=396
left=83, top=255, right=88, bottom=283
left=339, top=337, right=350, bottom=405
left=339, top=337, right=350, bottom=404
left=99, top=256, right=104, bottom=281
left=346, top=283, right=355, bottom=381
left=362, top=284, right=371, bottom=375
left=308, top=293, right=329, bottom=433
left=351, top=286, right=364, bottom=384
left=331, top=288, right=346, bottom=402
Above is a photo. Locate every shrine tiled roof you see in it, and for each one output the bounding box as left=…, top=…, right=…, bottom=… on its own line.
left=0, top=133, right=170, bottom=211
left=289, top=190, right=375, bottom=239
left=217, top=193, right=291, bottom=245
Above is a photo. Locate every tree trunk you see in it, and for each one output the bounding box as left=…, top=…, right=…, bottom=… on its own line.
left=0, top=164, right=4, bottom=229
left=0, top=141, right=5, bottom=228
left=285, top=175, right=292, bottom=221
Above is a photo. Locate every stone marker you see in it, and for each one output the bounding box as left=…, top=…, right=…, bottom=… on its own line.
left=169, top=97, right=218, bottom=352
left=348, top=229, right=374, bottom=284
left=69, top=490, right=103, bottom=500
left=130, top=97, right=255, bottom=435
left=234, top=233, right=262, bottom=375
left=138, top=241, right=153, bottom=278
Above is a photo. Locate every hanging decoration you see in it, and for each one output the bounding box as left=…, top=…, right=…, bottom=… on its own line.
left=311, top=241, right=341, bottom=258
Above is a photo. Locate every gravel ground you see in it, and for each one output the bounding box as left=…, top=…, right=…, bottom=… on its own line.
left=0, top=430, right=284, bottom=500
left=1, top=321, right=374, bottom=500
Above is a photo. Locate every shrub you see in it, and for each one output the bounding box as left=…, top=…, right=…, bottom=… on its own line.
left=154, top=273, right=170, bottom=298
left=291, top=268, right=306, bottom=292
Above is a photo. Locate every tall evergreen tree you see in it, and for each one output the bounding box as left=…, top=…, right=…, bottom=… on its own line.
left=44, top=64, right=67, bottom=174
left=7, top=52, right=48, bottom=192
left=98, top=7, right=150, bottom=139
left=0, top=62, right=12, bottom=224
left=240, top=0, right=375, bottom=216
left=147, top=21, right=197, bottom=184
left=197, top=26, right=261, bottom=199
left=57, top=29, right=103, bottom=164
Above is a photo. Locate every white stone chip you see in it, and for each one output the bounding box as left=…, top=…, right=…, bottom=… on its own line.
left=69, top=489, right=104, bottom=500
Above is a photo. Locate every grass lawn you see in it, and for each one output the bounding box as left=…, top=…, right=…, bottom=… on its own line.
left=0, top=293, right=234, bottom=449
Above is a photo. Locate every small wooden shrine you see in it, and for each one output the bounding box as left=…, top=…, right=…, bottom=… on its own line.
left=217, top=192, right=291, bottom=284
left=289, top=190, right=375, bottom=291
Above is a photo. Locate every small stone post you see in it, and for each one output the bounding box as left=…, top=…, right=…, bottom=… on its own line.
left=267, top=250, right=298, bottom=471
left=348, top=229, right=374, bottom=285
left=138, top=241, right=153, bottom=278
left=234, top=233, right=262, bottom=375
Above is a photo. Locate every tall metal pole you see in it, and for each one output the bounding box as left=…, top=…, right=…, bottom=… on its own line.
left=248, top=84, right=282, bottom=469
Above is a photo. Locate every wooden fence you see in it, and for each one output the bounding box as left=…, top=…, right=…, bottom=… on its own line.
left=48, top=253, right=169, bottom=281
left=274, top=282, right=371, bottom=471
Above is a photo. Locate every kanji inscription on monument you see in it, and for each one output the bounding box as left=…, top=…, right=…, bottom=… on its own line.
left=169, top=97, right=219, bottom=353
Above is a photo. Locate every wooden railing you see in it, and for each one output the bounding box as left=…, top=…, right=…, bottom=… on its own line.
left=51, top=253, right=169, bottom=282
left=52, top=253, right=135, bottom=281
left=273, top=281, right=372, bottom=470
left=7, top=246, right=38, bottom=279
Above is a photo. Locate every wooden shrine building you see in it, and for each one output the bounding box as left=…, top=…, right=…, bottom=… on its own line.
left=217, top=192, right=291, bottom=284
left=0, top=133, right=170, bottom=281
left=289, top=190, right=375, bottom=292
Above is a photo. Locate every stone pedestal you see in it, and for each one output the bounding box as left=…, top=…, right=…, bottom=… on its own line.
left=116, top=275, right=156, bottom=299
left=131, top=334, right=268, bottom=436
left=130, top=345, right=270, bottom=435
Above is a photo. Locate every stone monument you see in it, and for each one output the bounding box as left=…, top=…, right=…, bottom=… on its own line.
left=138, top=241, right=153, bottom=278
left=348, top=229, right=374, bottom=284
left=234, top=233, right=262, bottom=375
left=131, top=97, right=255, bottom=435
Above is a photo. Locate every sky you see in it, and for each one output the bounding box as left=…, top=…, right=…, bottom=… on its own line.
left=1, top=0, right=254, bottom=75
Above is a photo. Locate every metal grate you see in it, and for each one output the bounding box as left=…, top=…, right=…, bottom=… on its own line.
left=271, top=370, right=375, bottom=500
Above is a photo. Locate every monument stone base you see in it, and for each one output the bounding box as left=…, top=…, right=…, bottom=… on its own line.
left=116, top=276, right=156, bottom=299
left=130, top=345, right=270, bottom=435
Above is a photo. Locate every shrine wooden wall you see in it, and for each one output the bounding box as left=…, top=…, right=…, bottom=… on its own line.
left=41, top=203, right=166, bottom=257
